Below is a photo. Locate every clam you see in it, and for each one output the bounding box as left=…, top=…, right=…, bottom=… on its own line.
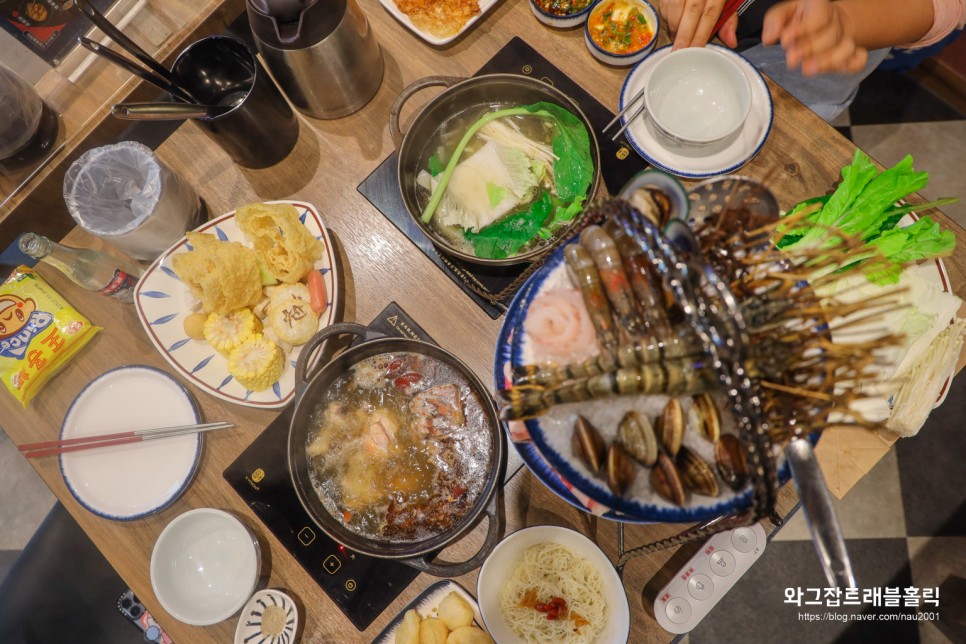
left=629, top=187, right=673, bottom=229
left=651, top=452, right=686, bottom=506
left=573, top=415, right=606, bottom=474
left=656, top=398, right=685, bottom=457
left=715, top=434, right=750, bottom=491
left=617, top=411, right=658, bottom=466
left=677, top=446, right=719, bottom=497
left=606, top=442, right=637, bottom=496
left=691, top=393, right=721, bottom=443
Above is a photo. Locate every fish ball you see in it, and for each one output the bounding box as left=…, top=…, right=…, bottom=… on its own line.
left=438, top=592, right=474, bottom=630
left=446, top=626, right=494, bottom=644
left=419, top=617, right=449, bottom=644
left=395, top=609, right=421, bottom=644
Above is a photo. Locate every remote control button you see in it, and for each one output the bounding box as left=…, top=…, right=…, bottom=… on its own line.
left=710, top=550, right=736, bottom=576
left=732, top=527, right=757, bottom=553
left=688, top=573, right=714, bottom=600
left=665, top=597, right=692, bottom=624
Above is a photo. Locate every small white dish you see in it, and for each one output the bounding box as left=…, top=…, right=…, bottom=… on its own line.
left=234, top=589, right=298, bottom=644
left=645, top=46, right=752, bottom=144
left=477, top=525, right=629, bottom=643
left=60, top=365, right=202, bottom=521
left=584, top=0, right=659, bottom=66
left=531, top=0, right=594, bottom=29
left=134, top=200, right=339, bottom=409
left=620, top=44, right=773, bottom=178
left=373, top=580, right=486, bottom=643
left=380, top=0, right=499, bottom=46
left=151, top=508, right=261, bottom=626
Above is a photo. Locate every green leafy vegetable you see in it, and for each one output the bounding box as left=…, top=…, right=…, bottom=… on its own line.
left=428, top=153, right=443, bottom=176
left=420, top=102, right=593, bottom=224
left=521, top=102, right=594, bottom=202
left=465, top=192, right=552, bottom=259
left=779, top=151, right=958, bottom=281
left=486, top=182, right=508, bottom=208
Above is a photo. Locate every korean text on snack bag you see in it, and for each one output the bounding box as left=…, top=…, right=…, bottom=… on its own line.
left=1, top=266, right=101, bottom=407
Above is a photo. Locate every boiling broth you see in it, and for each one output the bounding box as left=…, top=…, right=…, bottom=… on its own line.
left=305, top=351, right=493, bottom=542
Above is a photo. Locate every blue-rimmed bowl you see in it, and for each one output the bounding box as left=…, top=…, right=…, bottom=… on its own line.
left=584, top=0, right=659, bottom=66
left=60, top=365, right=203, bottom=521
left=530, top=0, right=595, bottom=28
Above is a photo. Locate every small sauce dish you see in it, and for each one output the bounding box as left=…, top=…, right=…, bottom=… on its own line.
left=644, top=46, right=753, bottom=145
left=530, top=0, right=595, bottom=28
left=585, top=0, right=659, bottom=66
left=150, top=508, right=261, bottom=626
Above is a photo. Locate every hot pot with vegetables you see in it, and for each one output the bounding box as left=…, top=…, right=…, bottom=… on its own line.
left=390, top=74, right=601, bottom=266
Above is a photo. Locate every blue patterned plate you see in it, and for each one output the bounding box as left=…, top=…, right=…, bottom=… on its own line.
left=495, top=276, right=650, bottom=523
left=134, top=200, right=339, bottom=409
left=500, top=240, right=803, bottom=523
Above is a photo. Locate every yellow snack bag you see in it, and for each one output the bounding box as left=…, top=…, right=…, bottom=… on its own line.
left=1, top=266, right=101, bottom=407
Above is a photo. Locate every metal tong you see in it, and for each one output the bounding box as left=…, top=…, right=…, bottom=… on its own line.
left=77, top=0, right=197, bottom=103
left=607, top=183, right=856, bottom=590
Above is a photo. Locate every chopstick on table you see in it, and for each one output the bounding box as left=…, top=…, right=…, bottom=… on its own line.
left=18, top=421, right=234, bottom=459
left=603, top=0, right=757, bottom=142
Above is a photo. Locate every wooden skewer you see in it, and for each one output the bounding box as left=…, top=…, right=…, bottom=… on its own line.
left=19, top=422, right=234, bottom=459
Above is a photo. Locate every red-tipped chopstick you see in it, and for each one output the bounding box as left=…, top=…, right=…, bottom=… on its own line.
left=712, top=0, right=756, bottom=40
left=18, top=421, right=234, bottom=459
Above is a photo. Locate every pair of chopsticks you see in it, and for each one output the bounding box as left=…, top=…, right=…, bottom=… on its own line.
left=18, top=422, right=234, bottom=459
left=603, top=0, right=757, bottom=142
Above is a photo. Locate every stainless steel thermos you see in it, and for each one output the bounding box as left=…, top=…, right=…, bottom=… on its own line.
left=247, top=0, right=384, bottom=119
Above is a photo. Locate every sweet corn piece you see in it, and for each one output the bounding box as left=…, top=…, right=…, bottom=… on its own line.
left=228, top=334, right=284, bottom=392
left=204, top=309, right=261, bottom=356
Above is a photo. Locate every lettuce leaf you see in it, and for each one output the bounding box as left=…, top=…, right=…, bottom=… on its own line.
left=779, top=152, right=958, bottom=281
left=520, top=102, right=594, bottom=202
left=465, top=192, right=553, bottom=259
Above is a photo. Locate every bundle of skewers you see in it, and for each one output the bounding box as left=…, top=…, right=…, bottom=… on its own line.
left=498, top=178, right=913, bottom=580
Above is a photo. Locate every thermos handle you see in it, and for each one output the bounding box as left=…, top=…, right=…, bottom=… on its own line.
left=388, top=76, right=465, bottom=149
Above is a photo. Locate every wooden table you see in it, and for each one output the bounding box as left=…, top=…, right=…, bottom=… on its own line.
left=2, top=1, right=964, bottom=642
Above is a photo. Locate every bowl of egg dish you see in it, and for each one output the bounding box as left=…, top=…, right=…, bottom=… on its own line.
left=585, top=0, right=659, bottom=66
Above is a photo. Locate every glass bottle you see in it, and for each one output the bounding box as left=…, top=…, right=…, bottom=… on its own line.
left=18, top=232, right=143, bottom=303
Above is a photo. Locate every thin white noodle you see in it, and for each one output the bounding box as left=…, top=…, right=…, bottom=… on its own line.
left=499, top=542, right=606, bottom=644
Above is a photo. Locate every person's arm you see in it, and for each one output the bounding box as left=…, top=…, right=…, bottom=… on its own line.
left=762, top=0, right=935, bottom=75
left=657, top=0, right=739, bottom=49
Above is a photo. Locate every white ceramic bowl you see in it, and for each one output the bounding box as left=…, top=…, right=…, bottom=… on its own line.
left=151, top=508, right=261, bottom=626
left=477, top=525, right=630, bottom=643
left=585, top=0, right=659, bottom=66
left=530, top=0, right=595, bottom=28
left=644, top=46, right=752, bottom=145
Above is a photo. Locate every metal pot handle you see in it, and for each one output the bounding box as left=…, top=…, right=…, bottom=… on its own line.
left=294, top=322, right=385, bottom=391
left=404, top=485, right=506, bottom=577
left=388, top=76, right=465, bottom=148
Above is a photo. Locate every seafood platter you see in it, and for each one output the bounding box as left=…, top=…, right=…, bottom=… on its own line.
left=495, top=156, right=959, bottom=559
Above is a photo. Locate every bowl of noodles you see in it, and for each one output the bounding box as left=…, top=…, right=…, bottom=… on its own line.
left=390, top=74, right=601, bottom=267
left=477, top=525, right=629, bottom=643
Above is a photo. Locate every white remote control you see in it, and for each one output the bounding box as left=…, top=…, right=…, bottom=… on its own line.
left=653, top=522, right=768, bottom=634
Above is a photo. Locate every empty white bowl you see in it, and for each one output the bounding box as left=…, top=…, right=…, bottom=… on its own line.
left=530, top=0, right=595, bottom=28
left=585, top=0, right=659, bottom=66
left=151, top=508, right=261, bottom=626
left=644, top=46, right=752, bottom=144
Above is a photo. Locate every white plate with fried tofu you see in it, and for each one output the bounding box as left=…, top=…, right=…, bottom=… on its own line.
left=380, top=0, right=499, bottom=46
left=134, top=200, right=339, bottom=409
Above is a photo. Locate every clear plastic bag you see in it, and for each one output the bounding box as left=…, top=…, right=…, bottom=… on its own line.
left=63, top=141, right=202, bottom=260
left=0, top=64, right=43, bottom=160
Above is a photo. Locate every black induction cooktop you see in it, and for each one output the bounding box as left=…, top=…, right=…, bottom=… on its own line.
left=223, top=303, right=435, bottom=630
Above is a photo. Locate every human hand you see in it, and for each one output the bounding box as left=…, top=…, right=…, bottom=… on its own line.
left=657, top=0, right=739, bottom=49
left=762, top=0, right=868, bottom=75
